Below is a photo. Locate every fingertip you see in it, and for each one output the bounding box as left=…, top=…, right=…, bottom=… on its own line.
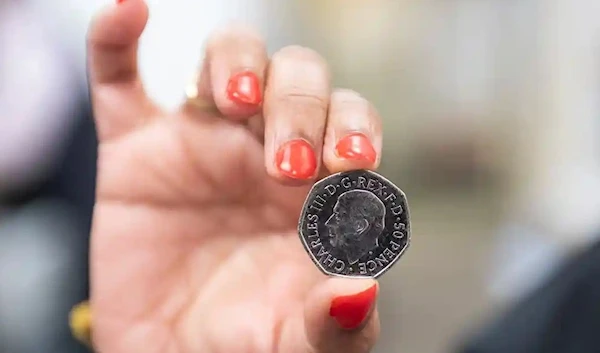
left=204, top=24, right=268, bottom=121
left=323, top=89, right=382, bottom=173
left=322, top=277, right=378, bottom=293
left=86, top=0, right=154, bottom=140
left=328, top=279, right=378, bottom=330
left=335, top=132, right=378, bottom=161
left=88, top=0, right=149, bottom=48
left=266, top=138, right=320, bottom=185
left=312, top=278, right=379, bottom=329
left=304, top=278, right=380, bottom=353
left=214, top=69, right=264, bottom=119
left=326, top=131, right=381, bottom=173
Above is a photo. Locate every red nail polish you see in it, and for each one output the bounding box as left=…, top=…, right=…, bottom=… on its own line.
left=226, top=71, right=262, bottom=105
left=335, top=132, right=376, bottom=163
left=275, top=139, right=317, bottom=179
left=329, top=284, right=377, bottom=330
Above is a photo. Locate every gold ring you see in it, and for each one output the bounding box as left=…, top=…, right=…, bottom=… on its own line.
left=184, top=71, right=221, bottom=115
left=69, top=301, right=92, bottom=347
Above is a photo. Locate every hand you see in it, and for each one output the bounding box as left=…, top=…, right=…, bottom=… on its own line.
left=88, top=1, right=384, bottom=352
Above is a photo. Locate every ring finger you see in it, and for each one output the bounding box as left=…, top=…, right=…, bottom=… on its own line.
left=322, top=89, right=382, bottom=173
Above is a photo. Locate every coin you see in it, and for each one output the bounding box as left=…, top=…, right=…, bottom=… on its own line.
left=298, top=170, right=411, bottom=279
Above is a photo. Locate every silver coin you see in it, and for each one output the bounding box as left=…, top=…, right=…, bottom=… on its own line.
left=298, top=170, right=411, bottom=279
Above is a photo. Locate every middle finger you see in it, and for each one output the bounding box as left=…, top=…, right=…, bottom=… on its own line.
left=263, top=45, right=331, bottom=184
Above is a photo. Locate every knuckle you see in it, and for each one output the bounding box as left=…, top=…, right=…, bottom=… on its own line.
left=273, top=45, right=322, bottom=60
left=278, top=87, right=329, bottom=110
left=331, top=88, right=368, bottom=105
left=206, top=24, right=265, bottom=51
left=271, top=45, right=329, bottom=75
left=269, top=46, right=331, bottom=110
left=330, top=88, right=376, bottom=117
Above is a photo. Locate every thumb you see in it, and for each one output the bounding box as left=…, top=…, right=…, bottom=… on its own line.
left=304, top=278, right=380, bottom=353
left=87, top=0, right=157, bottom=141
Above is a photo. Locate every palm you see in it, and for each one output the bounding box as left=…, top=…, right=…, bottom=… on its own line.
left=88, top=2, right=383, bottom=352
left=92, top=112, right=320, bottom=352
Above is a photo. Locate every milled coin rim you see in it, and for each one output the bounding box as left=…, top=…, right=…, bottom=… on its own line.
left=297, top=169, right=411, bottom=279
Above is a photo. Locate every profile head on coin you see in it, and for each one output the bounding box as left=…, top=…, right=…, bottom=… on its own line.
left=298, top=170, right=411, bottom=279
left=325, top=190, right=386, bottom=264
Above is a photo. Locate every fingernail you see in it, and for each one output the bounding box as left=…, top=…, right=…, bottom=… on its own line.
left=116, top=0, right=126, bottom=3
left=335, top=132, right=376, bottom=163
left=275, top=139, right=317, bottom=179
left=329, top=284, right=377, bottom=330
left=226, top=70, right=262, bottom=105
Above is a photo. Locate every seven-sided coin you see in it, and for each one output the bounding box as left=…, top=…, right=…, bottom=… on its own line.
left=298, top=170, right=410, bottom=278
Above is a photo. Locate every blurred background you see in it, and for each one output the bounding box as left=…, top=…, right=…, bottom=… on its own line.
left=1, top=0, right=600, bottom=352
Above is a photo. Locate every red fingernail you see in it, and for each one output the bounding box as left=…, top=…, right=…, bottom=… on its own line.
left=329, top=284, right=377, bottom=330
left=226, top=71, right=262, bottom=105
left=275, top=139, right=317, bottom=179
left=335, top=132, right=376, bottom=163
left=116, top=0, right=126, bottom=3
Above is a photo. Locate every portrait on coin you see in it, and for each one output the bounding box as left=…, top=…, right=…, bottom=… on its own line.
left=325, top=190, right=386, bottom=264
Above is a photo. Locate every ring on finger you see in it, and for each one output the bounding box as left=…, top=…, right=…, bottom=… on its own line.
left=184, top=71, right=221, bottom=115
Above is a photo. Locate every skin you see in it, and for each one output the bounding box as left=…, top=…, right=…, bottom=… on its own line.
left=88, top=1, right=385, bottom=352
